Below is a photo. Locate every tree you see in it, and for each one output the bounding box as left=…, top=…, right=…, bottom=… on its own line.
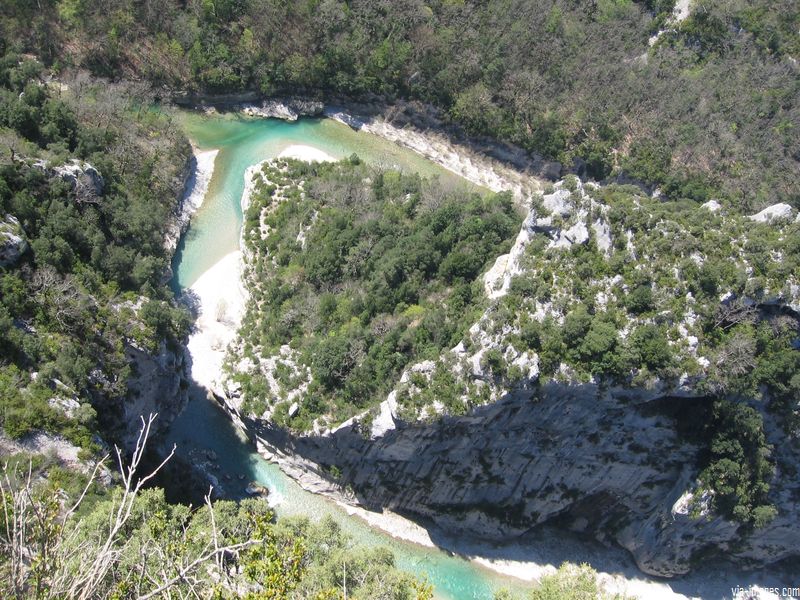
left=0, top=415, right=253, bottom=599
left=312, top=335, right=360, bottom=390
left=631, top=325, right=672, bottom=373
left=530, top=562, right=623, bottom=600
left=699, top=401, right=775, bottom=525
left=579, top=319, right=619, bottom=376
left=625, top=284, right=653, bottom=315
left=563, top=305, right=592, bottom=348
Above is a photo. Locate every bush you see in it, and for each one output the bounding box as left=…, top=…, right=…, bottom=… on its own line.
left=630, top=325, right=673, bottom=373
left=625, top=284, right=653, bottom=315
left=699, top=401, right=775, bottom=526
left=530, top=562, right=616, bottom=600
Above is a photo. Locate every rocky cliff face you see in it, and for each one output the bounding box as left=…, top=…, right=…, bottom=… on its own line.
left=164, top=148, right=219, bottom=262
left=229, top=383, right=799, bottom=578
left=0, top=214, right=28, bottom=267
left=121, top=339, right=189, bottom=453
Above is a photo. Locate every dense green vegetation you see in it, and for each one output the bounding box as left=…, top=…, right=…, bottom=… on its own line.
left=232, top=158, right=518, bottom=428
left=698, top=400, right=776, bottom=527
left=0, top=452, right=435, bottom=599
left=515, top=561, right=628, bottom=600
left=491, top=184, right=800, bottom=400
left=2, top=0, right=797, bottom=210
left=1, top=0, right=798, bottom=581
left=383, top=178, right=798, bottom=525
left=0, top=50, right=191, bottom=447
left=233, top=164, right=798, bottom=526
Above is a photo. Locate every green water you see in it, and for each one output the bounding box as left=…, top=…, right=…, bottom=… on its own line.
left=167, top=110, right=531, bottom=599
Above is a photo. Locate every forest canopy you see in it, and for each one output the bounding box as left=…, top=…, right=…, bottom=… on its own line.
left=0, top=0, right=797, bottom=211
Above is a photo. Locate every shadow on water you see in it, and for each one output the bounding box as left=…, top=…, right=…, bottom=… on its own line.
left=154, top=380, right=260, bottom=505
left=150, top=287, right=261, bottom=505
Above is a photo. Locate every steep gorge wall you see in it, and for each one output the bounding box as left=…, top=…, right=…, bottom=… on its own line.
left=231, top=385, right=800, bottom=578
left=120, top=340, right=189, bottom=452
left=113, top=149, right=200, bottom=452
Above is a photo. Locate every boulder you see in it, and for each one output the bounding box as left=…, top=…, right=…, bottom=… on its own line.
left=0, top=215, right=28, bottom=267
left=748, top=203, right=795, bottom=223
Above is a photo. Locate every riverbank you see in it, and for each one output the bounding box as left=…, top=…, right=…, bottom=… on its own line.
left=186, top=144, right=334, bottom=398
left=185, top=251, right=246, bottom=398
left=323, top=106, right=541, bottom=202
left=165, top=147, right=218, bottom=255
left=169, top=143, right=246, bottom=398
left=177, top=95, right=556, bottom=205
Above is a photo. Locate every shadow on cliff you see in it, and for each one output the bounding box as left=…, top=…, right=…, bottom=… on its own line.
left=241, top=382, right=798, bottom=595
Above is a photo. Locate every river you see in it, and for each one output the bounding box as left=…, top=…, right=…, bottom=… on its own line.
left=164, top=109, right=531, bottom=600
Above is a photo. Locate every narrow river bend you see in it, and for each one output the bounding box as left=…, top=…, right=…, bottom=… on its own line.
left=165, top=110, right=530, bottom=600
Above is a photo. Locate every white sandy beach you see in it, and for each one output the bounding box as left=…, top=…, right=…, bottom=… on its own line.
left=278, top=144, right=336, bottom=163
left=187, top=144, right=332, bottom=396
left=177, top=145, right=246, bottom=397
left=185, top=251, right=246, bottom=395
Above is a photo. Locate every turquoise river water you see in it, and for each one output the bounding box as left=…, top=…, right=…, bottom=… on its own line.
left=165, top=110, right=532, bottom=600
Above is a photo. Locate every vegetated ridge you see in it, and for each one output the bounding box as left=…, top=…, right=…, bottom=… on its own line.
left=220, top=158, right=800, bottom=577
left=1, top=0, right=798, bottom=210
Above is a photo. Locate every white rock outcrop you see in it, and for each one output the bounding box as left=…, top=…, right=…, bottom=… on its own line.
left=54, top=160, right=105, bottom=198
left=748, top=203, right=795, bottom=223
left=242, top=98, right=324, bottom=121
left=0, top=214, right=28, bottom=266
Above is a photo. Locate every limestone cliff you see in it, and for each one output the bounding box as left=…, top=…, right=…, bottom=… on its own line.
left=121, top=338, right=189, bottom=453
left=224, top=168, right=800, bottom=576
left=232, top=386, right=799, bottom=577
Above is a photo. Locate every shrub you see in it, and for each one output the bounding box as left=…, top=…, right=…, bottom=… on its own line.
left=625, top=284, right=653, bottom=315
left=630, top=324, right=673, bottom=373
left=699, top=401, right=775, bottom=526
